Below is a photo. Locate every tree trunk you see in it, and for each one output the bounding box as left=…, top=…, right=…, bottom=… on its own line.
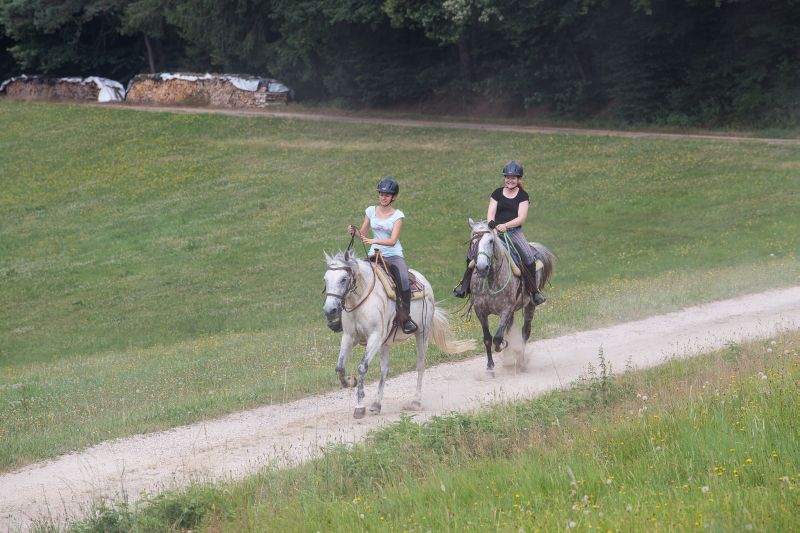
left=144, top=34, right=156, bottom=73
left=457, top=35, right=472, bottom=81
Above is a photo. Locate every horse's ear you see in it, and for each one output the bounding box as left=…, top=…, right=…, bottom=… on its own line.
left=468, top=217, right=475, bottom=229
left=324, top=251, right=332, bottom=264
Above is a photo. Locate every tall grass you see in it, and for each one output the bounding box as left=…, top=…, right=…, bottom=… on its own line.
left=64, top=332, right=800, bottom=532
left=1, top=101, right=799, bottom=471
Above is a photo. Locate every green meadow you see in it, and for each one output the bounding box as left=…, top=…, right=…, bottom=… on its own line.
left=1, top=101, right=799, bottom=471
left=66, top=331, right=800, bottom=532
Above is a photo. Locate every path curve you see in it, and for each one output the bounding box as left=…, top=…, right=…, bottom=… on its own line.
left=3, top=286, right=800, bottom=531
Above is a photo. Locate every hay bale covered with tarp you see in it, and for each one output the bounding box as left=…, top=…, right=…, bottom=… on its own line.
left=0, top=75, right=125, bottom=102
left=125, top=73, right=291, bottom=108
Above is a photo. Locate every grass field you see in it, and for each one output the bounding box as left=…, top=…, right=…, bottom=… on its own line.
left=1, top=101, right=799, bottom=472
left=64, top=331, right=800, bottom=532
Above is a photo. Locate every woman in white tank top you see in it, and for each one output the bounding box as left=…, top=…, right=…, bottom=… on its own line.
left=346, top=177, right=417, bottom=334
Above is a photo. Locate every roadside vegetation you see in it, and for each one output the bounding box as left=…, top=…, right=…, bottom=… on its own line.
left=1, top=101, right=799, bottom=472
left=60, top=331, right=800, bottom=532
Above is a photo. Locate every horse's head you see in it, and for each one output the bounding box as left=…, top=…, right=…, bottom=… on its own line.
left=323, top=250, right=359, bottom=332
left=468, top=218, right=495, bottom=277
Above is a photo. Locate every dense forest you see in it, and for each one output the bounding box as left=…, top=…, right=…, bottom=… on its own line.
left=1, top=0, right=798, bottom=126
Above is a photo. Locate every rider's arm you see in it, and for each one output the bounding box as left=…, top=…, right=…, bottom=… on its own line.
left=362, top=218, right=403, bottom=246
left=499, top=201, right=528, bottom=230
left=348, top=216, right=370, bottom=236
left=487, top=198, right=498, bottom=223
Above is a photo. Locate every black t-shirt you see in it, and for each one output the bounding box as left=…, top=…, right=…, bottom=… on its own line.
left=490, top=187, right=530, bottom=224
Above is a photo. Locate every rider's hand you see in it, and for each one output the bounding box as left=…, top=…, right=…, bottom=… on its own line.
left=347, top=224, right=357, bottom=236
left=496, top=223, right=507, bottom=232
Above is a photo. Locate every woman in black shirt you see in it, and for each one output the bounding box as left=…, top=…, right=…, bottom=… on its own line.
left=453, top=160, right=545, bottom=305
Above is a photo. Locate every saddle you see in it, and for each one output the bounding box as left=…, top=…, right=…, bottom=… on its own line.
left=369, top=255, right=426, bottom=300
left=468, top=241, right=543, bottom=276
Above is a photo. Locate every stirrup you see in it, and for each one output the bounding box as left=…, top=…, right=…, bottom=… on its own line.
left=402, top=320, right=418, bottom=334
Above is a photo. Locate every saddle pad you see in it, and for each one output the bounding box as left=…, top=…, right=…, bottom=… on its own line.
left=374, top=267, right=426, bottom=300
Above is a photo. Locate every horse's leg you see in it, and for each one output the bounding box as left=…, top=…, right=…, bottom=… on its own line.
left=404, top=328, right=428, bottom=410
left=335, top=333, right=357, bottom=388
left=493, top=310, right=514, bottom=353
left=522, top=301, right=536, bottom=343
left=354, top=334, right=382, bottom=419
left=370, top=346, right=390, bottom=415
left=477, top=312, right=495, bottom=372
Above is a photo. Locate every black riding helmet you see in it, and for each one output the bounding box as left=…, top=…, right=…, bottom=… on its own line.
left=377, top=176, right=400, bottom=195
left=502, top=160, right=523, bottom=178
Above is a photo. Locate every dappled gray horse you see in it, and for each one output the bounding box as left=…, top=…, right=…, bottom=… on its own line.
left=467, top=219, right=556, bottom=372
left=323, top=250, right=474, bottom=418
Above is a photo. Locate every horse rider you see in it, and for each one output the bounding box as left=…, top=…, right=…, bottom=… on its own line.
left=347, top=177, right=418, bottom=334
left=453, top=160, right=546, bottom=305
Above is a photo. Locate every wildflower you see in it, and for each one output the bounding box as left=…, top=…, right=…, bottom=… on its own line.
left=701, top=486, right=710, bottom=493
left=568, top=521, right=577, bottom=528
left=626, top=505, right=633, bottom=512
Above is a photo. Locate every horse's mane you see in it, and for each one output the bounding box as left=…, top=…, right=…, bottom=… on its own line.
left=325, top=250, right=363, bottom=270
left=471, top=220, right=491, bottom=234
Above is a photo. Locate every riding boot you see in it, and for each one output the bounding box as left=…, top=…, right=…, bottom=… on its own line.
left=525, top=260, right=546, bottom=306
left=398, top=289, right=418, bottom=333
left=453, top=262, right=473, bottom=298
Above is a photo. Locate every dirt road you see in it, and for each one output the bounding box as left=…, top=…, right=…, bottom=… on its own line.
left=93, top=103, right=800, bottom=145
left=2, top=286, right=800, bottom=532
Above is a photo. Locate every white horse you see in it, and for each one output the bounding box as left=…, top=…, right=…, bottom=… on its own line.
left=323, top=250, right=475, bottom=418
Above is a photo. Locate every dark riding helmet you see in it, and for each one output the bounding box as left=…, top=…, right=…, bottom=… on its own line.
left=377, top=176, right=400, bottom=195
left=502, top=160, right=524, bottom=178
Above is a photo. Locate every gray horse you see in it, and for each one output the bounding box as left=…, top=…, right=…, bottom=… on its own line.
left=323, top=250, right=475, bottom=418
left=467, top=219, right=556, bottom=372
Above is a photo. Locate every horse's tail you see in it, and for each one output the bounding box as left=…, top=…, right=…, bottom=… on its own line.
left=431, top=306, right=476, bottom=353
left=531, top=242, right=557, bottom=288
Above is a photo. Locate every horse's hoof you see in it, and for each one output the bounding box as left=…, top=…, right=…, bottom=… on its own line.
left=346, top=375, right=357, bottom=388
left=369, top=402, right=382, bottom=414
left=402, top=400, right=422, bottom=411
left=353, top=407, right=366, bottom=419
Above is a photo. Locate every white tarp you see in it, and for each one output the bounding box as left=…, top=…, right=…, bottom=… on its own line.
left=156, top=72, right=289, bottom=93
left=0, top=74, right=125, bottom=102
left=85, top=77, right=125, bottom=102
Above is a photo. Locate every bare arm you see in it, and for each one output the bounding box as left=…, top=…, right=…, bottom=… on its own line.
left=487, top=198, right=498, bottom=223
left=362, top=218, right=403, bottom=246
left=496, top=201, right=528, bottom=232
left=347, top=215, right=370, bottom=237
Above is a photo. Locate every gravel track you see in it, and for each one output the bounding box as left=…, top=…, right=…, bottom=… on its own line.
left=2, top=286, right=800, bottom=532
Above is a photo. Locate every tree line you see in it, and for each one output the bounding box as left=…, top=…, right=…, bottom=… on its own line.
left=1, top=0, right=798, bottom=126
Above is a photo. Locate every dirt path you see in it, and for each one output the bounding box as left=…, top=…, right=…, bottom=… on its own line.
left=93, top=103, right=800, bottom=145
left=2, top=286, right=800, bottom=531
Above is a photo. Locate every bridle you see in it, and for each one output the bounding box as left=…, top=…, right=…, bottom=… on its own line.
left=472, top=230, right=494, bottom=265
left=473, top=229, right=513, bottom=294
left=324, top=262, right=375, bottom=312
